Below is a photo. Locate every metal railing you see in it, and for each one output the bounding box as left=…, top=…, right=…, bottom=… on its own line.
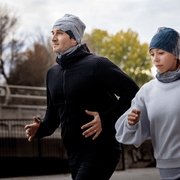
left=0, top=85, right=46, bottom=105
left=0, top=119, right=70, bottom=177
left=0, top=119, right=66, bottom=158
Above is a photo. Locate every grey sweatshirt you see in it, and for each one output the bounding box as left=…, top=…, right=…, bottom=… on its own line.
left=115, top=79, right=180, bottom=168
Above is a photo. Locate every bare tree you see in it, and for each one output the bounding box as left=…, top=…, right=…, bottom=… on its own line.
left=0, top=5, right=24, bottom=84
left=8, top=36, right=56, bottom=87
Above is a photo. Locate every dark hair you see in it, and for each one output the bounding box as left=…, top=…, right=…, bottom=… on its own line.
left=177, top=59, right=180, bottom=68
left=65, top=30, right=76, bottom=41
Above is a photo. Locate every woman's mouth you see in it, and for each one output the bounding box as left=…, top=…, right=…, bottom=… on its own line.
left=156, top=65, right=163, bottom=68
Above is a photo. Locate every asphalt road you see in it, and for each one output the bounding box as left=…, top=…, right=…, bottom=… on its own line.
left=1, top=168, right=161, bottom=180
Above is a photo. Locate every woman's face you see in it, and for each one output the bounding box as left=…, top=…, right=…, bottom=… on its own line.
left=150, top=48, right=179, bottom=73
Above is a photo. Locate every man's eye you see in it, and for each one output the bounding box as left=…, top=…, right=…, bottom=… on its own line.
left=150, top=54, right=154, bottom=57
left=159, top=52, right=164, bottom=55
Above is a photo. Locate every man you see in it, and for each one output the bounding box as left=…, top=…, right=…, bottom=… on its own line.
left=25, top=14, right=139, bottom=180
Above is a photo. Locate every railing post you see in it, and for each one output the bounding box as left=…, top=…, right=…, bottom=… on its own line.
left=5, top=85, right=11, bottom=105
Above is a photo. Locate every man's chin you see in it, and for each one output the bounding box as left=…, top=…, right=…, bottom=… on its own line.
left=53, top=48, right=62, bottom=53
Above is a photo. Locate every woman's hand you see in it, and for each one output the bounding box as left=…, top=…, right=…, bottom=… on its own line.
left=128, top=109, right=141, bottom=126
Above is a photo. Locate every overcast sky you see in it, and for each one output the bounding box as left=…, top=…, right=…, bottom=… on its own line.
left=1, top=0, right=180, bottom=44
left=0, top=0, right=180, bottom=79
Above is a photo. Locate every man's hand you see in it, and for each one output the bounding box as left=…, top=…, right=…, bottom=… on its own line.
left=24, top=117, right=41, bottom=142
left=81, top=110, right=102, bottom=140
left=128, top=109, right=141, bottom=126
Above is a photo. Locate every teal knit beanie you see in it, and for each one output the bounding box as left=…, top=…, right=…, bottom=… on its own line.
left=149, top=27, right=180, bottom=58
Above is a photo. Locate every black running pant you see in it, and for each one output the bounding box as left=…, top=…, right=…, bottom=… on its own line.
left=68, top=152, right=119, bottom=180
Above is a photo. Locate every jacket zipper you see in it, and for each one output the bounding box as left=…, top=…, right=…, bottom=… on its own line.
left=61, top=63, right=69, bottom=135
left=61, top=62, right=66, bottom=103
left=63, top=69, right=66, bottom=105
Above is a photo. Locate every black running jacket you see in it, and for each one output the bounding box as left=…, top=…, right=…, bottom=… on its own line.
left=35, top=45, right=139, bottom=159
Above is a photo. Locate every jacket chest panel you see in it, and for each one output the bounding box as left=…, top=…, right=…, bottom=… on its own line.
left=64, top=69, right=95, bottom=100
left=48, top=67, right=96, bottom=105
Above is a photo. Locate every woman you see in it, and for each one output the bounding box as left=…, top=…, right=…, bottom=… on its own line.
left=115, top=27, right=180, bottom=180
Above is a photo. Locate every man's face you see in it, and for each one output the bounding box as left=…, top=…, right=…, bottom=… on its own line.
left=51, top=28, right=77, bottom=53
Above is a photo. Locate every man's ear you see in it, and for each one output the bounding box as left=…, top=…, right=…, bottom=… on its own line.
left=71, top=38, right=78, bottom=47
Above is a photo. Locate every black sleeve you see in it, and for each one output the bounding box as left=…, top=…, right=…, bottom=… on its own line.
left=94, top=57, right=139, bottom=127
left=35, top=74, right=60, bottom=138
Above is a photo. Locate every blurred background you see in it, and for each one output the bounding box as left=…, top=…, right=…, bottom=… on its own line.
left=0, top=0, right=179, bottom=178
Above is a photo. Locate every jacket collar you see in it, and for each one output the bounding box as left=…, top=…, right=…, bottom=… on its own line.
left=56, top=44, right=92, bottom=69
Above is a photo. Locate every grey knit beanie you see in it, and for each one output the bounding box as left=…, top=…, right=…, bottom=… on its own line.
left=149, top=27, right=180, bottom=58
left=52, top=14, right=86, bottom=44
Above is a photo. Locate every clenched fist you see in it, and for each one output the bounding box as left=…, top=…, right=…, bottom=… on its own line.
left=128, top=109, right=141, bottom=126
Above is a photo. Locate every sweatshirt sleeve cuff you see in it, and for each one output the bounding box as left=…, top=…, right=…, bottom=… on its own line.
left=126, top=121, right=139, bottom=131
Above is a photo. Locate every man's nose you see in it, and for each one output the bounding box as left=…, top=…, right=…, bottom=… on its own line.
left=52, top=35, right=57, bottom=42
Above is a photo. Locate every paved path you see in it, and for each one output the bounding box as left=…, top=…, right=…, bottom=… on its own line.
left=2, top=168, right=161, bottom=180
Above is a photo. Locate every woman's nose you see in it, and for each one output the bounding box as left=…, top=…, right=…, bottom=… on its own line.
left=153, top=54, right=159, bottom=62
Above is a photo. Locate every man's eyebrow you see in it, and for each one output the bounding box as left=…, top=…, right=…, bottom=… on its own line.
left=51, top=29, right=63, bottom=33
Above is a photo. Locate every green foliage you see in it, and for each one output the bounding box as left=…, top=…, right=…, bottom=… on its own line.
left=85, top=29, right=153, bottom=87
